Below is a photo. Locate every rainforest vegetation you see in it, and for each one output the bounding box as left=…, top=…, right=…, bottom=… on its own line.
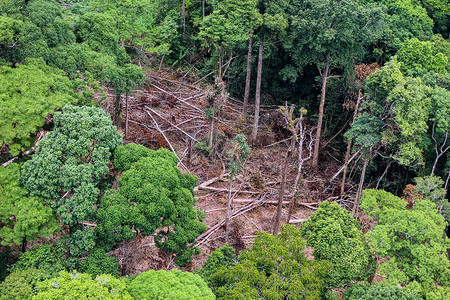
left=0, top=0, right=449, bottom=299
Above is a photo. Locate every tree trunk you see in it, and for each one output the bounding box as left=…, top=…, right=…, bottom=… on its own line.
left=444, top=167, right=450, bottom=201
left=242, top=36, right=253, bottom=118
left=431, top=129, right=449, bottom=175
left=312, top=60, right=330, bottom=168
left=352, top=153, right=369, bottom=216
left=125, top=93, right=129, bottom=138
left=341, top=89, right=362, bottom=195
left=252, top=36, right=264, bottom=141
left=202, top=0, right=205, bottom=18
left=287, top=143, right=302, bottom=223
left=208, top=113, right=214, bottom=150
left=21, top=238, right=27, bottom=253
left=273, top=136, right=296, bottom=234
left=113, top=93, right=121, bottom=126
left=181, top=0, right=186, bottom=35
left=225, top=177, right=234, bottom=231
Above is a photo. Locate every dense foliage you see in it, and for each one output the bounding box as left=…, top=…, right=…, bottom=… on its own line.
left=361, top=189, right=450, bottom=294
left=300, top=202, right=375, bottom=288
left=97, top=143, right=206, bottom=266
left=21, top=105, right=122, bottom=258
left=344, top=282, right=421, bottom=300
left=128, top=269, right=215, bottom=300
left=197, top=244, right=236, bottom=287
left=211, top=225, right=331, bottom=299
left=0, top=268, right=52, bottom=300
left=0, top=164, right=59, bottom=249
left=33, top=271, right=132, bottom=299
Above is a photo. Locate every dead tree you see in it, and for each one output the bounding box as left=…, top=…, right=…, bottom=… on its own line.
left=287, top=113, right=314, bottom=223
left=273, top=104, right=299, bottom=235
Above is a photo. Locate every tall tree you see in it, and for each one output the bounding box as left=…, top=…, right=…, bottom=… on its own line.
left=97, top=143, right=206, bottom=266
left=21, top=105, right=122, bottom=258
left=200, top=0, right=262, bottom=83
left=284, top=0, right=386, bottom=168
left=251, top=0, right=290, bottom=141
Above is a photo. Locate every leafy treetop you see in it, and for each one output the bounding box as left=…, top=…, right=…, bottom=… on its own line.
left=128, top=269, right=215, bottom=300
left=300, top=201, right=376, bottom=289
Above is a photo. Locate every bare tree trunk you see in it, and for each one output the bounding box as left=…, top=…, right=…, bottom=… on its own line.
left=225, top=177, right=234, bottom=231
left=287, top=116, right=313, bottom=223
left=312, top=59, right=330, bottom=168
left=181, top=0, right=186, bottom=35
left=341, top=89, right=362, bottom=195
left=242, top=36, right=253, bottom=118
left=208, top=114, right=214, bottom=150
left=273, top=136, right=296, bottom=234
left=431, top=125, right=450, bottom=175
left=444, top=168, right=450, bottom=201
left=376, top=161, right=392, bottom=189
left=352, top=153, right=369, bottom=216
left=113, top=93, right=121, bottom=126
left=125, top=93, right=129, bottom=138
left=252, top=36, right=264, bottom=141
left=202, top=0, right=205, bottom=18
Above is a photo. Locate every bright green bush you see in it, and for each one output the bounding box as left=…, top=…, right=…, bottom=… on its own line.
left=97, top=144, right=205, bottom=266
left=33, top=271, right=132, bottom=300
left=11, top=244, right=65, bottom=275
left=80, top=248, right=119, bottom=278
left=300, top=202, right=375, bottom=288
left=344, top=282, right=421, bottom=300
left=128, top=269, right=215, bottom=300
left=0, top=164, right=59, bottom=249
left=212, top=225, right=330, bottom=299
left=0, top=268, right=52, bottom=300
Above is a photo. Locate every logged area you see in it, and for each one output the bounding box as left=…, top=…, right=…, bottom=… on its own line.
left=0, top=0, right=449, bottom=299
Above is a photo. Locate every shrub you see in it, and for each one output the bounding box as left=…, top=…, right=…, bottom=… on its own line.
left=80, top=248, right=119, bottom=278
left=128, top=269, right=215, bottom=300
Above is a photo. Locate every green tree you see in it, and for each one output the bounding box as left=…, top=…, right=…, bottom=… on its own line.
left=0, top=268, right=53, bottom=300
left=200, top=0, right=262, bottom=81
left=361, top=189, right=450, bottom=291
left=197, top=243, right=236, bottom=287
left=414, top=175, right=450, bottom=222
left=11, top=244, right=66, bottom=275
left=396, top=37, right=449, bottom=74
left=128, top=269, right=215, bottom=300
left=300, top=202, right=375, bottom=289
left=86, top=0, right=180, bottom=56
left=33, top=271, right=132, bottom=300
left=0, top=164, right=59, bottom=251
left=212, top=225, right=330, bottom=299
left=344, top=282, right=420, bottom=300
left=79, top=248, right=119, bottom=278
left=250, top=0, right=290, bottom=140
left=21, top=105, right=122, bottom=257
left=0, top=59, right=78, bottom=155
left=97, top=143, right=206, bottom=266
left=365, top=0, right=435, bottom=53
left=284, top=0, right=387, bottom=168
